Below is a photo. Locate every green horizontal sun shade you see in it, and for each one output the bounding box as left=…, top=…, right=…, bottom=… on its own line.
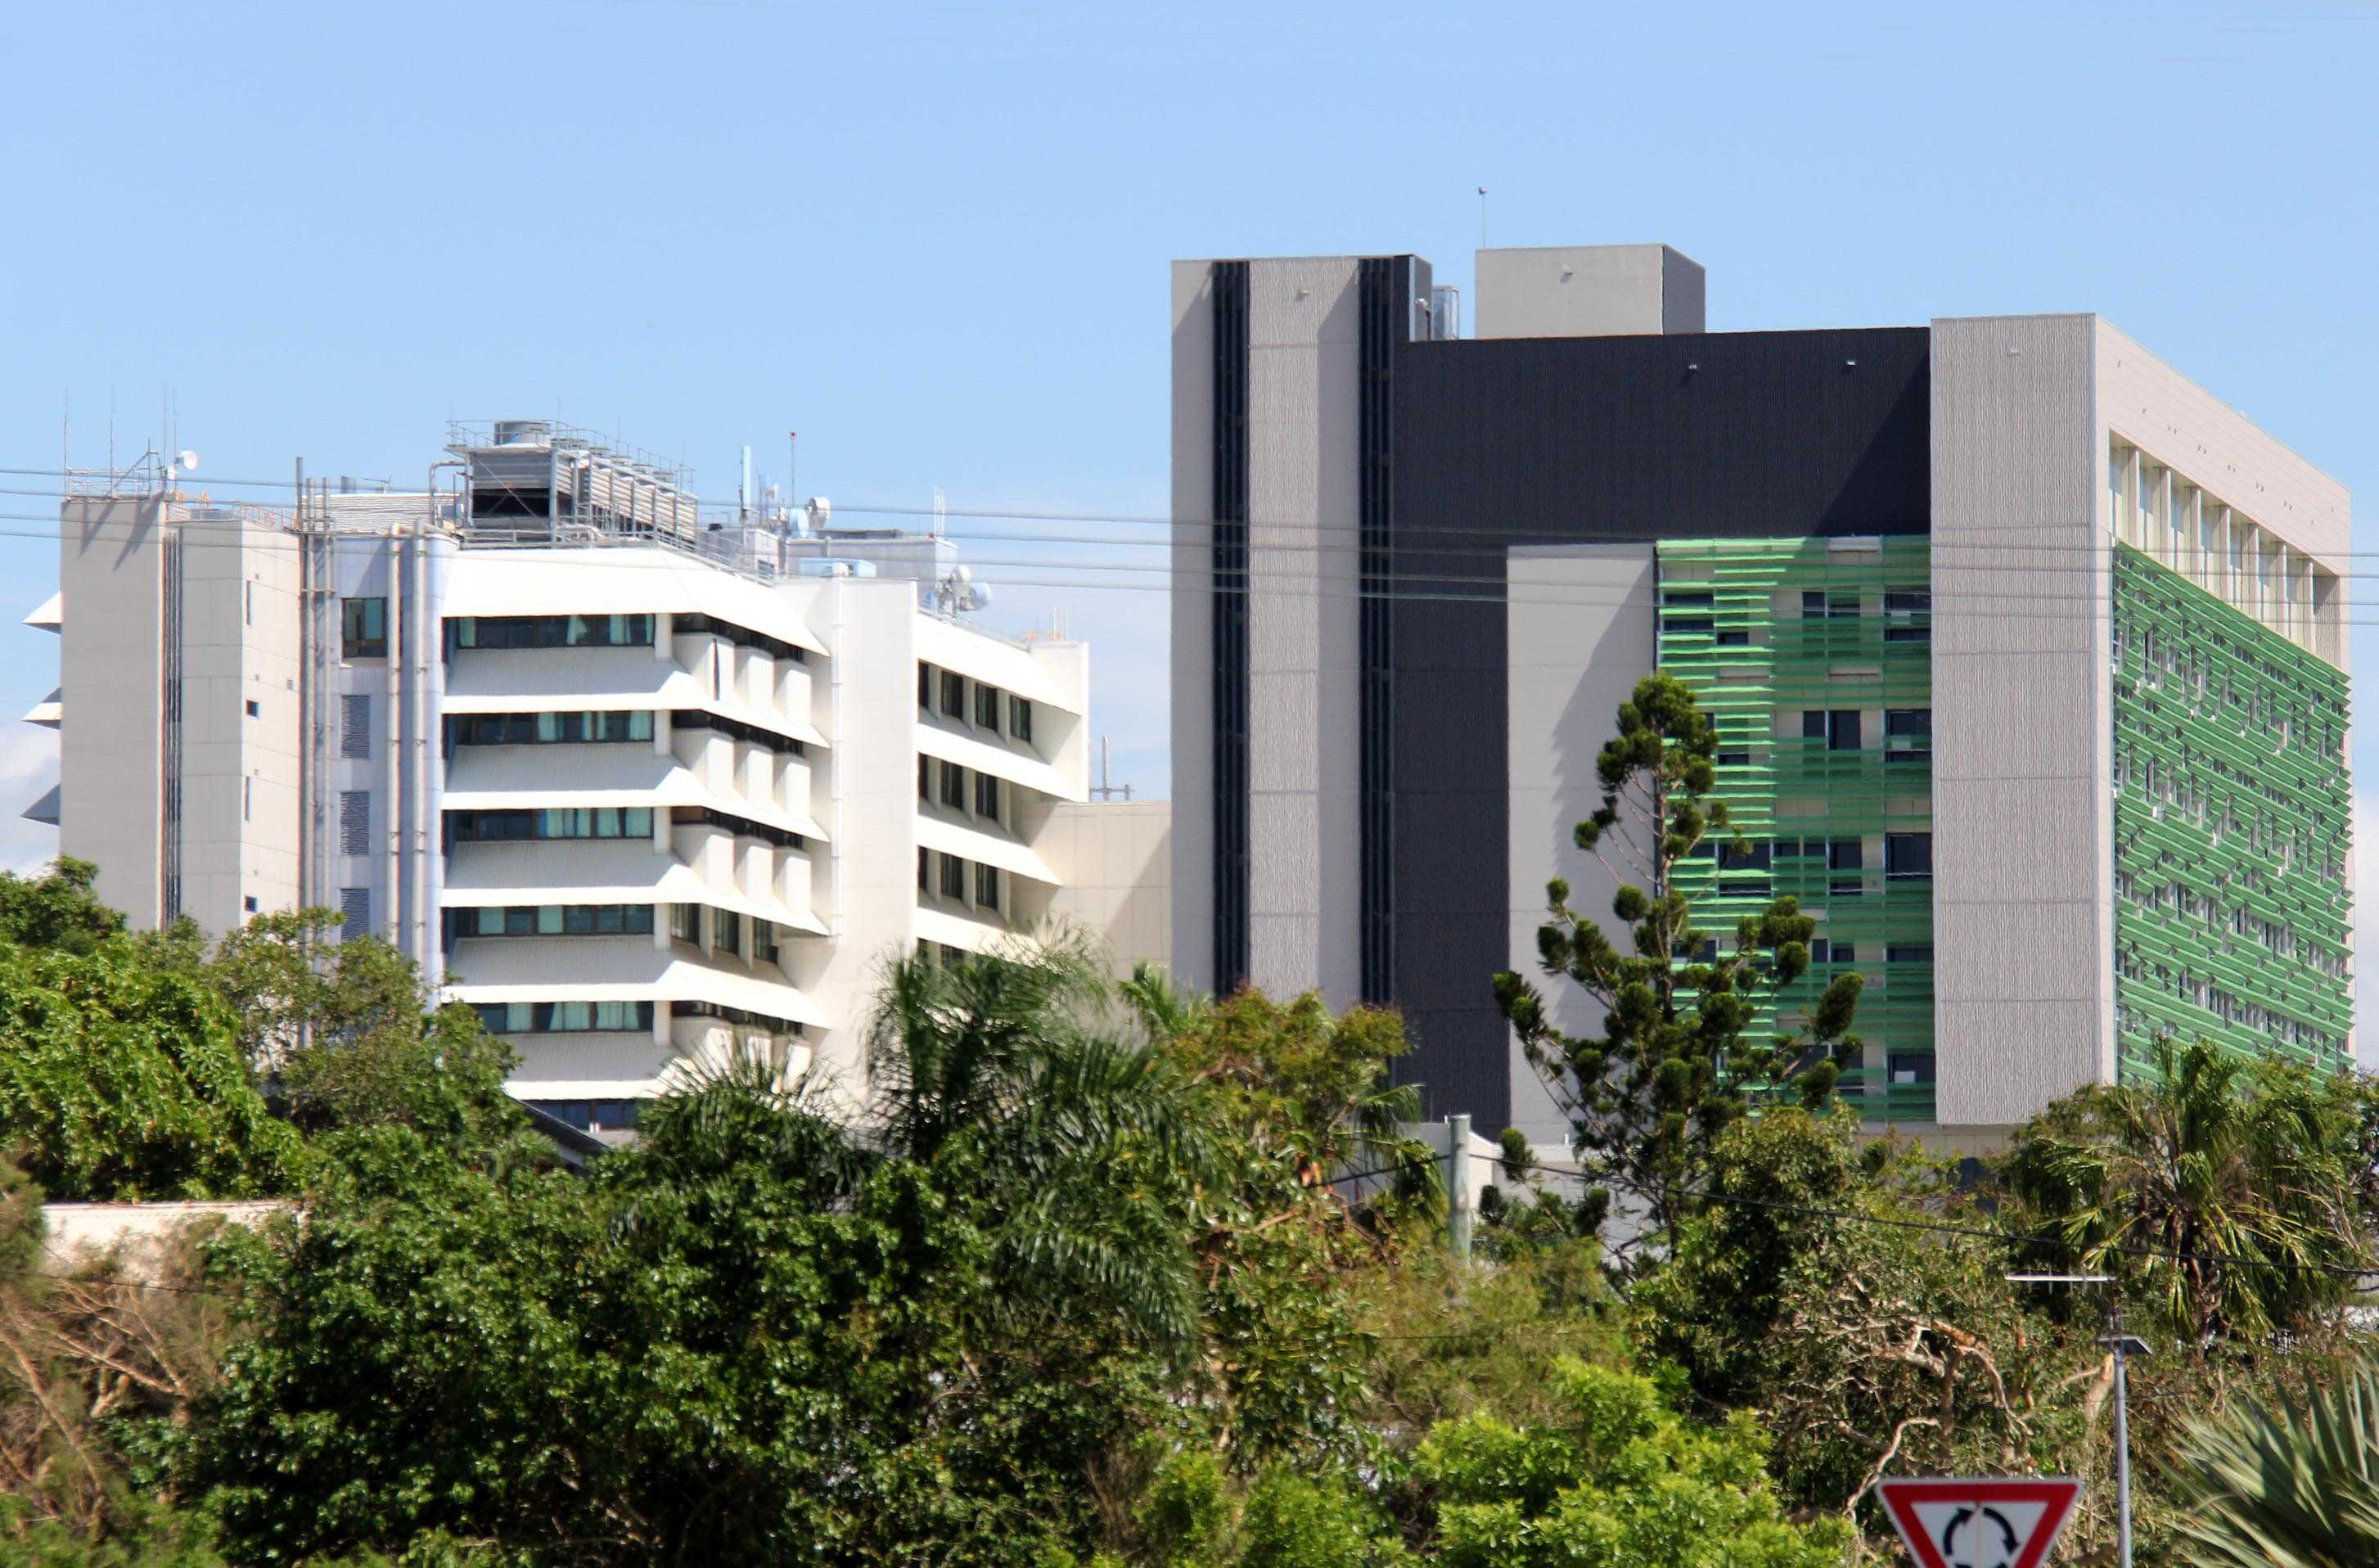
left=1656, top=538, right=1935, bottom=1122
left=2110, top=543, right=2351, bottom=1080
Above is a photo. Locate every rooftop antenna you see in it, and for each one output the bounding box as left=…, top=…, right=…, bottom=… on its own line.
left=740, top=445, right=753, bottom=526
left=786, top=431, right=798, bottom=535
left=1093, top=737, right=1133, bottom=802
left=932, top=486, right=947, bottom=538
left=1478, top=187, right=1489, bottom=249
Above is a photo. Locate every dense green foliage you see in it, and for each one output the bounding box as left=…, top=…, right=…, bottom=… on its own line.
left=2165, top=1362, right=2379, bottom=1567
left=1492, top=672, right=1863, bottom=1266
left=2001, top=1033, right=2379, bottom=1345
left=3, top=791, right=2379, bottom=1564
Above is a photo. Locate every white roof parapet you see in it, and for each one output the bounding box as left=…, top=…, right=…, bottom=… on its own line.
left=917, top=617, right=1082, bottom=710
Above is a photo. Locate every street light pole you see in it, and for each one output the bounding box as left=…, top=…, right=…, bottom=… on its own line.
left=2009, top=1273, right=2147, bottom=1567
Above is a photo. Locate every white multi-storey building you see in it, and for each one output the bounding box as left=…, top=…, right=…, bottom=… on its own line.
left=24, top=422, right=1142, bottom=1136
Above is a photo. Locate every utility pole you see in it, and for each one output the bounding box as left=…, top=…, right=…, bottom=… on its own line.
left=2103, top=1298, right=2151, bottom=1568
left=1446, top=1113, right=1474, bottom=1262
left=2009, top=1272, right=2147, bottom=1566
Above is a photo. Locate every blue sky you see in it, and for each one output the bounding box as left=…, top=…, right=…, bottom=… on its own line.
left=3, top=0, right=2376, bottom=1029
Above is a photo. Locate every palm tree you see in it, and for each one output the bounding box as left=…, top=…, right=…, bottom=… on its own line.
left=1999, top=1035, right=2372, bottom=1345
left=2166, top=1364, right=2379, bottom=1566
left=863, top=935, right=1229, bottom=1350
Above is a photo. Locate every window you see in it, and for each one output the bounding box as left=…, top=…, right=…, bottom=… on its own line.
left=453, top=904, right=655, bottom=939
left=243, top=894, right=259, bottom=913
left=975, top=682, right=1000, bottom=729
left=1885, top=588, right=1930, bottom=615
left=245, top=699, right=260, bottom=718
left=1009, top=695, right=1034, bottom=744
left=474, top=1000, right=655, bottom=1034
left=1885, top=708, right=1931, bottom=737
left=1719, top=840, right=1770, bottom=872
left=1828, top=839, right=1863, bottom=871
left=341, top=597, right=387, bottom=658
left=1829, top=593, right=1859, bottom=619
left=670, top=903, right=701, bottom=944
left=918, top=663, right=933, bottom=706
left=917, top=846, right=930, bottom=891
left=940, top=761, right=966, bottom=810
left=940, top=670, right=966, bottom=719
left=449, top=807, right=654, bottom=841
left=1716, top=750, right=1753, bottom=766
left=1886, top=943, right=1935, bottom=963
left=974, top=772, right=1001, bottom=822
left=1664, top=589, right=1714, bottom=608
left=669, top=613, right=808, bottom=664
left=975, top=863, right=1001, bottom=911
left=754, top=919, right=780, bottom=965
left=1665, top=616, right=1714, bottom=636
left=1832, top=943, right=1858, bottom=964
left=1716, top=630, right=1750, bottom=647
left=339, top=885, right=370, bottom=939
left=918, top=755, right=931, bottom=799
left=340, top=791, right=370, bottom=855
left=713, top=906, right=741, bottom=957
left=939, top=854, right=966, bottom=899
left=448, top=613, right=654, bottom=650
left=1803, top=710, right=1860, bottom=749
left=1885, top=831, right=1933, bottom=880
left=452, top=710, right=654, bottom=746
left=1887, top=1052, right=1935, bottom=1085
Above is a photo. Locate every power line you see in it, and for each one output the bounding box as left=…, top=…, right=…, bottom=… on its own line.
left=1470, top=1151, right=2379, bottom=1282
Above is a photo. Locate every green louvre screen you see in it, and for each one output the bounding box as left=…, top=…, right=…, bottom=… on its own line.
left=2111, top=543, right=2351, bottom=1079
left=1655, top=538, right=1936, bottom=1122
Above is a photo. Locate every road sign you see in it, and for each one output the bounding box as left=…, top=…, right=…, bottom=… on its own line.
left=1873, top=1477, right=2082, bottom=1568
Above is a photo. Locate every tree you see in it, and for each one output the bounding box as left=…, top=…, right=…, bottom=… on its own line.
left=2165, top=1362, right=2379, bottom=1567
left=1999, top=1035, right=2379, bottom=1346
left=1493, top=673, right=1862, bottom=1267
left=0, top=862, right=123, bottom=957
left=181, top=940, right=1243, bottom=1564
left=180, top=911, right=526, bottom=1158
left=0, top=944, right=303, bottom=1201
left=1408, top=1358, right=1850, bottom=1567
left=1639, top=1110, right=2065, bottom=1518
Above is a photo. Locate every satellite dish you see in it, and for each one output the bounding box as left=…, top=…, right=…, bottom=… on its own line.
left=177, top=450, right=200, bottom=471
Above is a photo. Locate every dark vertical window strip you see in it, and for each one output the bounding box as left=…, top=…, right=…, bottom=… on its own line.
left=1357, top=257, right=1399, bottom=1003
left=1210, top=260, right=1251, bottom=992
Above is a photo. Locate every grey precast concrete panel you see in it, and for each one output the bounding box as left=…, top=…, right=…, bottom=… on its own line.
left=1927, top=314, right=2112, bottom=1130
left=1505, top=543, right=1658, bottom=1150
left=1169, top=259, right=1218, bottom=993
left=1244, top=255, right=1363, bottom=1010
left=58, top=497, right=167, bottom=926
left=1474, top=244, right=1705, bottom=340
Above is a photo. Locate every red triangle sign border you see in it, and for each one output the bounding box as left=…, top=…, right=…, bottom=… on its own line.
left=1872, top=1476, right=2082, bottom=1568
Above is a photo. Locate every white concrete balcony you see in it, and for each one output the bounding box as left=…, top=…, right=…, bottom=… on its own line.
left=915, top=807, right=1059, bottom=889
left=442, top=840, right=825, bottom=935
left=444, top=746, right=827, bottom=844
left=917, top=712, right=1083, bottom=804
left=444, top=647, right=828, bottom=751
left=447, top=938, right=828, bottom=1029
